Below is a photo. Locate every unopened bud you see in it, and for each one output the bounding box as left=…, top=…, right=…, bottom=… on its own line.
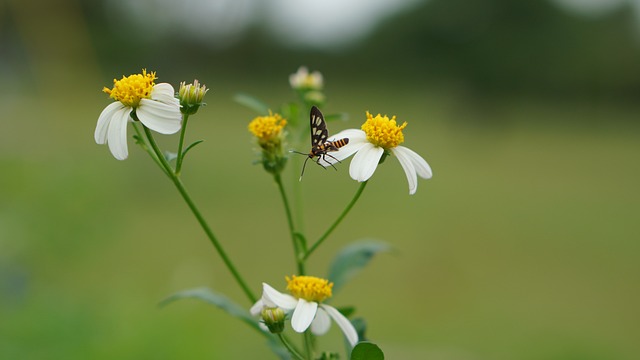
left=261, top=307, right=286, bottom=334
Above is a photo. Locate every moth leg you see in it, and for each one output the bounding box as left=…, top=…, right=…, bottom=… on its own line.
left=315, top=156, right=329, bottom=170
left=322, top=154, right=340, bottom=171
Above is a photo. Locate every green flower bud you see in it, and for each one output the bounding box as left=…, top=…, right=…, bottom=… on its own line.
left=178, top=80, right=209, bottom=115
left=261, top=307, right=286, bottom=334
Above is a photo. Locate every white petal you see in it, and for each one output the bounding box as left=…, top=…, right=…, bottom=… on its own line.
left=394, top=146, right=432, bottom=179
left=349, top=143, right=384, bottom=182
left=106, top=107, right=131, bottom=160
left=322, top=304, right=359, bottom=347
left=95, top=102, right=126, bottom=144
left=262, top=283, right=298, bottom=311
left=137, top=98, right=182, bottom=134
left=310, top=307, right=331, bottom=335
left=291, top=299, right=318, bottom=333
left=249, top=299, right=264, bottom=316
left=392, top=147, right=418, bottom=194
left=328, top=129, right=366, bottom=143
left=151, top=83, right=179, bottom=105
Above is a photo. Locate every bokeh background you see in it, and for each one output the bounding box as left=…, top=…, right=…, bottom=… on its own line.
left=2, top=0, right=640, bottom=358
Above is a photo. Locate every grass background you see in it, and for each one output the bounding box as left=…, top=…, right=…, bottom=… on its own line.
left=2, top=1, right=640, bottom=358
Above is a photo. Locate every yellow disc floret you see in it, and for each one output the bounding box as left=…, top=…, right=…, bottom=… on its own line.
left=361, top=111, right=407, bottom=149
left=248, top=112, right=287, bottom=144
left=103, top=69, right=157, bottom=108
left=286, top=275, right=333, bottom=303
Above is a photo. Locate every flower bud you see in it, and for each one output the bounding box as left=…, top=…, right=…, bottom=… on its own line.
left=261, top=307, right=286, bottom=334
left=178, top=80, right=209, bottom=115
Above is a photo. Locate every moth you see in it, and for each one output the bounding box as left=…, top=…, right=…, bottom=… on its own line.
left=293, top=106, right=349, bottom=181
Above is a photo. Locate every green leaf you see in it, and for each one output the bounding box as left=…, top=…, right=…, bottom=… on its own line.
left=328, top=240, right=391, bottom=293
left=350, top=342, right=384, bottom=360
left=234, top=93, right=271, bottom=114
left=182, top=140, right=204, bottom=158
left=159, top=287, right=261, bottom=333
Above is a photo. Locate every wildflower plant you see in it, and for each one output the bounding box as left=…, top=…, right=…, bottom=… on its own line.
left=94, top=68, right=433, bottom=360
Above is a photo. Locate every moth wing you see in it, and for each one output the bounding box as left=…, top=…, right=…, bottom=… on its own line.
left=310, top=106, right=329, bottom=146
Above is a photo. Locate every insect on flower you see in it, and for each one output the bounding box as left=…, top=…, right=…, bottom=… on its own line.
left=292, top=106, right=349, bottom=181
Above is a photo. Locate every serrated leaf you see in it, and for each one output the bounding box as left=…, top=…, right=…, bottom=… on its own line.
left=328, top=240, right=391, bottom=293
left=234, top=93, right=271, bottom=114
left=159, top=287, right=260, bottom=333
left=350, top=342, right=384, bottom=360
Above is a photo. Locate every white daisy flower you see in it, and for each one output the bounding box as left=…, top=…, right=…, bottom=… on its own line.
left=95, top=69, right=182, bottom=160
left=250, top=276, right=359, bottom=347
left=328, top=111, right=432, bottom=195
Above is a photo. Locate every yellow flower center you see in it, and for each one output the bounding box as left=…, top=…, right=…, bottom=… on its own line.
left=361, top=111, right=407, bottom=149
left=286, top=275, right=333, bottom=303
left=248, top=112, right=287, bottom=143
left=103, top=69, right=157, bottom=108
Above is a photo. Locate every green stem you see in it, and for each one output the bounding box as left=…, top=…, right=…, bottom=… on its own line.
left=141, top=125, right=256, bottom=303
left=132, top=122, right=170, bottom=177
left=274, top=173, right=305, bottom=275
left=175, top=113, right=190, bottom=176
left=278, top=334, right=306, bottom=360
left=303, top=330, right=314, bottom=360
left=304, top=181, right=368, bottom=260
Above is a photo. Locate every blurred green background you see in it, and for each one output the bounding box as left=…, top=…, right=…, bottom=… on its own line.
left=1, top=0, right=640, bottom=358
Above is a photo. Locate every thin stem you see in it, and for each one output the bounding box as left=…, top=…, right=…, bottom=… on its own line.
left=304, top=181, right=368, bottom=260
left=278, top=334, right=306, bottom=360
left=303, top=330, right=314, bottom=360
left=141, top=125, right=256, bottom=303
left=132, top=122, right=170, bottom=177
left=175, top=113, right=190, bottom=176
left=274, top=173, right=305, bottom=275
left=138, top=119, right=175, bottom=176
left=169, top=176, right=257, bottom=303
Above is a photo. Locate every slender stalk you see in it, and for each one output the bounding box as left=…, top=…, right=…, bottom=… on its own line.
left=274, top=173, right=305, bottom=275
left=170, top=176, right=257, bottom=303
left=303, top=330, right=314, bottom=360
left=175, top=113, right=190, bottom=176
left=278, top=334, right=306, bottom=360
left=304, top=181, right=368, bottom=260
left=132, top=122, right=170, bottom=177
left=141, top=125, right=256, bottom=303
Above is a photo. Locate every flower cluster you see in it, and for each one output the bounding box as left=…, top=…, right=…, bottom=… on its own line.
left=94, top=67, right=434, bottom=359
